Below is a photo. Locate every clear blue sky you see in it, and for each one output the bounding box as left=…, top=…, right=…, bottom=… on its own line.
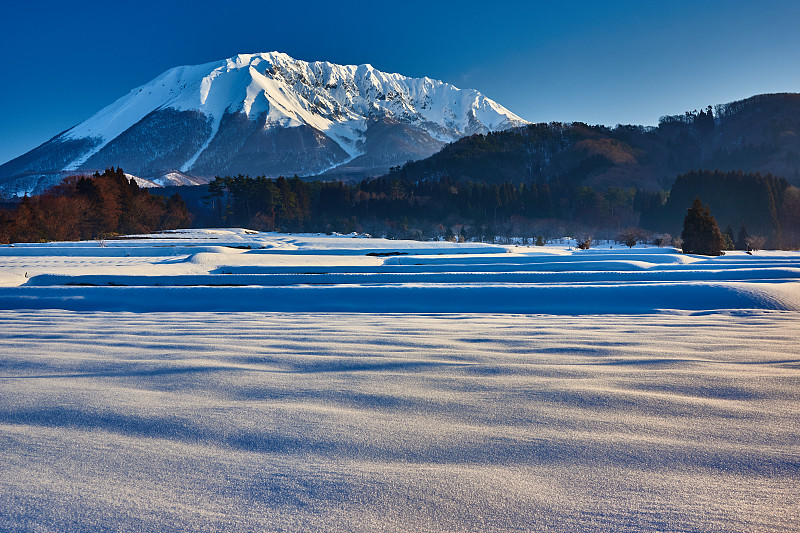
left=2, top=0, right=800, bottom=165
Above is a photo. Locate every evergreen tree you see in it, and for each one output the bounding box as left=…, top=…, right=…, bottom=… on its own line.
left=206, top=177, right=225, bottom=223
left=722, top=224, right=735, bottom=250
left=736, top=224, right=749, bottom=250
left=681, top=197, right=724, bottom=255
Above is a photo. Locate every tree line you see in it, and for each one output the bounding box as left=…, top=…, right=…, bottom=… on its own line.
left=641, top=169, right=799, bottom=249
left=0, top=168, right=191, bottom=244
left=201, top=168, right=800, bottom=248
left=203, top=173, right=662, bottom=241
left=3, top=166, right=799, bottom=250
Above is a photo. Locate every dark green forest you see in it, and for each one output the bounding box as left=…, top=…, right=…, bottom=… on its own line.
left=4, top=166, right=797, bottom=248
left=198, top=173, right=656, bottom=241
left=642, top=170, right=792, bottom=238
left=190, top=168, right=799, bottom=248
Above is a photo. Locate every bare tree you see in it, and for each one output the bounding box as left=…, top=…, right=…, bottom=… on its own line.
left=576, top=236, right=593, bottom=250
left=745, top=235, right=767, bottom=251
left=618, top=227, right=647, bottom=248
left=653, top=233, right=673, bottom=247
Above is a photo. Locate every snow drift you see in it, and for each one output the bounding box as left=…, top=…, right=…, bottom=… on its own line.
left=1, top=229, right=798, bottom=313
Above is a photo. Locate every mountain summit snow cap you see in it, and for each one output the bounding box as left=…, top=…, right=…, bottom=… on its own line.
left=0, top=51, right=528, bottom=191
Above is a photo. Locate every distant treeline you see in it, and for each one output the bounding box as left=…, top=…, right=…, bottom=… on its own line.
left=642, top=170, right=796, bottom=243
left=202, top=169, right=800, bottom=248
left=205, top=173, right=661, bottom=241
left=0, top=168, right=191, bottom=244
left=3, top=166, right=799, bottom=249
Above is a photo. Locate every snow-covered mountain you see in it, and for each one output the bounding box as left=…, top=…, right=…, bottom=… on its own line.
left=0, top=52, right=528, bottom=195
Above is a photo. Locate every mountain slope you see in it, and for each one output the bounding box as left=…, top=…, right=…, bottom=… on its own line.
left=0, top=52, right=527, bottom=195
left=385, top=93, right=800, bottom=191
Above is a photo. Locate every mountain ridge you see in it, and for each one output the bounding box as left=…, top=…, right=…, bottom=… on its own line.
left=384, top=93, right=800, bottom=191
left=0, top=52, right=527, bottom=195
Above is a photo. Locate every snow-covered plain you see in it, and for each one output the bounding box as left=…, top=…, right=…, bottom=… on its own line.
left=1, top=229, right=799, bottom=531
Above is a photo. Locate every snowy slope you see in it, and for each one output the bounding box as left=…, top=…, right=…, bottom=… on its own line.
left=62, top=61, right=223, bottom=170
left=63, top=52, right=526, bottom=163
left=0, top=52, right=528, bottom=193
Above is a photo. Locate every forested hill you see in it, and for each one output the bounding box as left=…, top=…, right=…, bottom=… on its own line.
left=384, top=93, right=800, bottom=190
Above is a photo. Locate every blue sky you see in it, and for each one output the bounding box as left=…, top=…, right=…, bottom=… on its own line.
left=2, top=0, right=800, bottom=165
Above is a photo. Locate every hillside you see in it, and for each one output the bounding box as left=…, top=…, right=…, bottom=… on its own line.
left=386, top=93, right=800, bottom=190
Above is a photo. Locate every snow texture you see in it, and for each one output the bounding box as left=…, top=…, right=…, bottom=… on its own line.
left=58, top=52, right=528, bottom=172
left=0, top=229, right=798, bottom=313
left=1, top=229, right=799, bottom=531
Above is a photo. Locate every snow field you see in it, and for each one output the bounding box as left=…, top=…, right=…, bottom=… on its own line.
left=1, top=228, right=799, bottom=313
left=0, top=311, right=798, bottom=531
left=1, top=229, right=799, bottom=530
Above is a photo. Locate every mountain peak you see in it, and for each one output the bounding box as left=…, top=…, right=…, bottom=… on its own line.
left=0, top=51, right=529, bottom=194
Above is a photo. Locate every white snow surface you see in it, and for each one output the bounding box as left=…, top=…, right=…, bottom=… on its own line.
left=1, top=228, right=799, bottom=313
left=60, top=52, right=529, bottom=171
left=1, top=229, right=799, bottom=531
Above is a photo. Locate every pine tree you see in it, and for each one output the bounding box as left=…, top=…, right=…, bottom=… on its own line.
left=681, top=197, right=724, bottom=255
left=722, top=224, right=735, bottom=250
left=736, top=224, right=749, bottom=250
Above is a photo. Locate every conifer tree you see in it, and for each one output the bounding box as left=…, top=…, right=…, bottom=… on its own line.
left=722, top=224, right=735, bottom=250
left=736, top=224, right=749, bottom=250
left=681, top=198, right=724, bottom=255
